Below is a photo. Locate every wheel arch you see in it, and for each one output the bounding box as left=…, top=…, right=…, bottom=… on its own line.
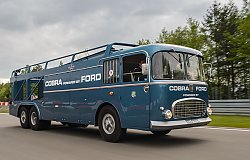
left=17, top=103, right=41, bottom=119
left=95, top=102, right=121, bottom=126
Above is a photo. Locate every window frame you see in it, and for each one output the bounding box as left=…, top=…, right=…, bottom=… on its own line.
left=151, top=50, right=205, bottom=81
left=103, top=58, right=120, bottom=84
left=121, top=53, right=148, bottom=83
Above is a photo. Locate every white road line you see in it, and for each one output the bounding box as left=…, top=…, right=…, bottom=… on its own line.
left=195, top=126, right=250, bottom=132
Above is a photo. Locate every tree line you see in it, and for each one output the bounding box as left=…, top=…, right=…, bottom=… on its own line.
left=0, top=83, right=11, bottom=102
left=139, top=0, right=250, bottom=99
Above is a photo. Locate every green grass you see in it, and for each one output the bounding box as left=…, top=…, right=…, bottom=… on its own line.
left=209, top=115, right=250, bottom=128
left=0, top=106, right=9, bottom=113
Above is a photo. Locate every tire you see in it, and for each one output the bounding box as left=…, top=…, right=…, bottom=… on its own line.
left=151, top=130, right=171, bottom=136
left=29, top=107, right=51, bottom=131
left=19, top=107, right=30, bottom=129
left=98, top=106, right=126, bottom=142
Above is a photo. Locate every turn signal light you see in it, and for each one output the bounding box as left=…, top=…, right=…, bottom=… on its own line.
left=207, top=104, right=212, bottom=115
left=109, top=91, right=114, bottom=96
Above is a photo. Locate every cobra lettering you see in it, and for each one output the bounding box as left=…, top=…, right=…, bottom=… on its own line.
left=45, top=79, right=62, bottom=87
left=169, top=86, right=189, bottom=91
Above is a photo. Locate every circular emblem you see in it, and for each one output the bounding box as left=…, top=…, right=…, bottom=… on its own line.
left=109, top=70, right=114, bottom=77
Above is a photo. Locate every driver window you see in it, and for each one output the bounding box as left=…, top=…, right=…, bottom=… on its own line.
left=122, top=54, right=147, bottom=82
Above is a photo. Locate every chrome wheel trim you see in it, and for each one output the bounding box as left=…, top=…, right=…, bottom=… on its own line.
left=20, top=111, right=26, bottom=124
left=102, top=113, right=115, bottom=135
left=31, top=112, right=37, bottom=126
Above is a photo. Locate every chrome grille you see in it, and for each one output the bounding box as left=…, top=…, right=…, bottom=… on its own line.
left=172, top=99, right=206, bottom=119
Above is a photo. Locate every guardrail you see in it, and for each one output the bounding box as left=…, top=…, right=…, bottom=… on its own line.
left=209, top=99, right=250, bottom=116
left=0, top=102, right=9, bottom=106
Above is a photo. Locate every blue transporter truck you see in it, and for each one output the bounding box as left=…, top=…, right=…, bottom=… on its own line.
left=9, top=43, right=212, bottom=142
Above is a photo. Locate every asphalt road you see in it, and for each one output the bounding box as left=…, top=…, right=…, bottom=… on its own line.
left=1, top=114, right=250, bottom=160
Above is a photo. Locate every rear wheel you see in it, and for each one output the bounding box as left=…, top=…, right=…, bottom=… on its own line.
left=98, top=106, right=126, bottom=142
left=151, top=130, right=171, bottom=136
left=29, top=107, right=51, bottom=131
left=19, top=107, right=30, bottom=129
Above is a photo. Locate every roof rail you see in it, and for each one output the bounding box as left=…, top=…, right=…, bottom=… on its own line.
left=104, top=43, right=138, bottom=56
left=12, top=42, right=138, bottom=77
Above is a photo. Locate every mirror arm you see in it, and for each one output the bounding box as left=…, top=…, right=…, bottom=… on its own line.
left=204, top=62, right=213, bottom=77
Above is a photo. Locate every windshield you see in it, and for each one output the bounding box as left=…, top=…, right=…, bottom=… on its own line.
left=152, top=51, right=204, bottom=81
left=152, top=52, right=185, bottom=80
left=185, top=54, right=205, bottom=81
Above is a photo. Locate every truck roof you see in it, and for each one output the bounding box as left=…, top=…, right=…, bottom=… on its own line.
left=117, top=43, right=203, bottom=57
left=10, top=42, right=203, bottom=81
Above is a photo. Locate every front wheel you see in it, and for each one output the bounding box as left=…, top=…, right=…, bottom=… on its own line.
left=98, top=106, right=126, bottom=142
left=151, top=130, right=171, bottom=136
left=29, top=107, right=51, bottom=131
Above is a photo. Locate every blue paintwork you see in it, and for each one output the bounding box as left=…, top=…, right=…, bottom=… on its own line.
left=149, top=83, right=208, bottom=121
left=9, top=43, right=209, bottom=131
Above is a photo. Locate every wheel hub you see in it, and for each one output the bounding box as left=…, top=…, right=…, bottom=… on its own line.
left=20, top=111, right=26, bottom=123
left=31, top=112, right=37, bottom=126
left=102, top=113, right=115, bottom=135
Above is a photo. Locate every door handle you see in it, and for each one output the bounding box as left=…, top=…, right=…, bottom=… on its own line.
left=144, top=85, right=149, bottom=93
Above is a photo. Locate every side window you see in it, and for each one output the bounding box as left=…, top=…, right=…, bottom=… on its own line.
left=30, top=79, right=44, bottom=100
left=103, top=59, right=119, bottom=84
left=122, top=54, right=147, bottom=82
left=13, top=78, right=44, bottom=101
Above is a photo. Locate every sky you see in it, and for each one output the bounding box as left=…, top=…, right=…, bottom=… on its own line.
left=0, top=0, right=243, bottom=83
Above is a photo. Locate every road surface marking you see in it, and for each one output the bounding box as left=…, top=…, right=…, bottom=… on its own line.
left=195, top=126, right=250, bottom=132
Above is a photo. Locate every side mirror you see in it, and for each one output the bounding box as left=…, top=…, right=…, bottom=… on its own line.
left=142, top=63, right=149, bottom=75
left=204, top=63, right=212, bottom=77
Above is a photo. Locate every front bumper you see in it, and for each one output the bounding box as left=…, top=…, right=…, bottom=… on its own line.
left=151, top=117, right=211, bottom=131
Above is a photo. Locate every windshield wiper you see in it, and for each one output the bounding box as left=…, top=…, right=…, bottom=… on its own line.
left=168, top=48, right=182, bottom=63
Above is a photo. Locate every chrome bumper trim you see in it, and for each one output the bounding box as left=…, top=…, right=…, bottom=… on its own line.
left=151, top=117, right=211, bottom=130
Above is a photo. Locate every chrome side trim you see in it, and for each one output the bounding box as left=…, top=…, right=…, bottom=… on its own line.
left=44, top=82, right=149, bottom=93
left=44, top=81, right=207, bottom=94
left=150, top=117, right=211, bottom=130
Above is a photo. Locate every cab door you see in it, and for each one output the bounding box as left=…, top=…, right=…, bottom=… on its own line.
left=120, top=53, right=150, bottom=130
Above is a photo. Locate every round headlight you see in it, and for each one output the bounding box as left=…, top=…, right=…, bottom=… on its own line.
left=164, top=110, right=173, bottom=119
